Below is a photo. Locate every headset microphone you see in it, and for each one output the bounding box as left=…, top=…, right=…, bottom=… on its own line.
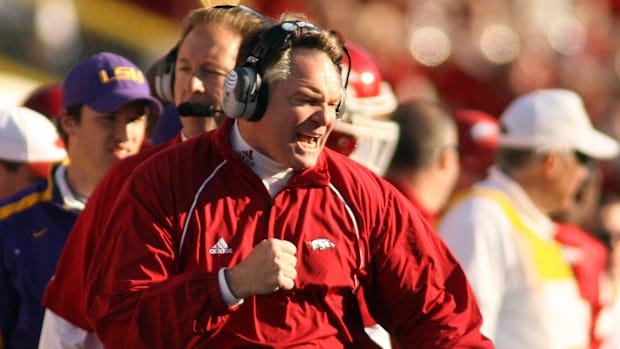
left=176, top=103, right=224, bottom=117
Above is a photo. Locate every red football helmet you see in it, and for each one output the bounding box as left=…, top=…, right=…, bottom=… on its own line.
left=327, top=43, right=399, bottom=176
left=453, top=109, right=499, bottom=189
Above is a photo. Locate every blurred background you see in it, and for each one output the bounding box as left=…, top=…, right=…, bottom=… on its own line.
left=4, top=0, right=620, bottom=130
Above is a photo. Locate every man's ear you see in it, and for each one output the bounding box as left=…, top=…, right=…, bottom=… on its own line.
left=437, top=146, right=458, bottom=171
left=58, top=109, right=77, bottom=136
left=437, top=149, right=450, bottom=170
left=541, top=150, right=563, bottom=178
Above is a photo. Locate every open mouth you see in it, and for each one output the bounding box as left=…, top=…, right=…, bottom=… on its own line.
left=297, top=133, right=320, bottom=149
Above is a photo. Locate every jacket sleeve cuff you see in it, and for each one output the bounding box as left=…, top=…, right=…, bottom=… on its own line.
left=204, top=269, right=241, bottom=315
left=218, top=268, right=244, bottom=306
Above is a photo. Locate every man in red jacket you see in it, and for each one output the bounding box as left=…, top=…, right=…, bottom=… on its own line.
left=38, top=5, right=271, bottom=349
left=83, top=16, right=492, bottom=348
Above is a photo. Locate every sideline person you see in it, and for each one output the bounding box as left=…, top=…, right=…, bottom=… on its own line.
left=437, top=88, right=620, bottom=349
left=0, top=107, right=67, bottom=201
left=384, top=100, right=460, bottom=225
left=0, top=51, right=161, bottom=349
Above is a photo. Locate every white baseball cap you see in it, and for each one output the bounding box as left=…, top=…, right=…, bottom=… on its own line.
left=0, top=106, right=67, bottom=177
left=498, top=88, right=619, bottom=159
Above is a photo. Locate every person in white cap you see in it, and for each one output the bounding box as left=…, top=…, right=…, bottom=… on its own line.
left=437, top=88, right=620, bottom=349
left=0, top=106, right=67, bottom=201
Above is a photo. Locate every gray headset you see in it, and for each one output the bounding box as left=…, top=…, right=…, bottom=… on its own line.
left=222, top=21, right=350, bottom=122
left=153, top=45, right=178, bottom=104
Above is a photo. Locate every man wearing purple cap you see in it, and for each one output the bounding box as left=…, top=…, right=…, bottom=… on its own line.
left=57, top=52, right=162, bottom=178
left=0, top=51, right=161, bottom=349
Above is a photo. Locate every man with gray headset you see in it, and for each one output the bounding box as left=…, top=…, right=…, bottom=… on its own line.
left=84, top=15, right=492, bottom=348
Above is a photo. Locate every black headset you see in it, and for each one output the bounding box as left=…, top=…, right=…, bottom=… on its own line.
left=152, top=5, right=270, bottom=104
left=222, top=21, right=351, bottom=122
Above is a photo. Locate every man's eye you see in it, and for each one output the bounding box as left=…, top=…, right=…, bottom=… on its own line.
left=297, top=97, right=316, bottom=105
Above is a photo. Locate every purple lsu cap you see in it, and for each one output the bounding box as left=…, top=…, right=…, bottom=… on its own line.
left=62, top=52, right=163, bottom=115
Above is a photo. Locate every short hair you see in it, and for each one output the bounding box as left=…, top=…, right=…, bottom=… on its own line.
left=239, top=14, right=345, bottom=89
left=56, top=104, right=83, bottom=146
left=388, top=100, right=457, bottom=171
left=179, top=5, right=272, bottom=67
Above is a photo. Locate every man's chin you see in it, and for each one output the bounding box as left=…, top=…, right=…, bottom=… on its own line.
left=210, top=114, right=227, bottom=129
left=184, top=117, right=221, bottom=136
left=290, top=154, right=320, bottom=171
left=112, top=150, right=136, bottom=161
left=550, top=200, right=577, bottom=219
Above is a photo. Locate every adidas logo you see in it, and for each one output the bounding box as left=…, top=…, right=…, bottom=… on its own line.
left=307, top=238, right=336, bottom=251
left=209, top=238, right=233, bottom=254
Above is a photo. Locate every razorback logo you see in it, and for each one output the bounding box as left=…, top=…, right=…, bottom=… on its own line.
left=307, top=238, right=335, bottom=251
left=99, top=67, right=145, bottom=84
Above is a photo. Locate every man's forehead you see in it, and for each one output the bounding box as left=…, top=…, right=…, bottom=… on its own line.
left=180, top=24, right=241, bottom=52
left=289, top=49, right=341, bottom=80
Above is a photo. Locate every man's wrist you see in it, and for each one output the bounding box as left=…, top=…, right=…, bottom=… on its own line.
left=218, top=268, right=244, bottom=306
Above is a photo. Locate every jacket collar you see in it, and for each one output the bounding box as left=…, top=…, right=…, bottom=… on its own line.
left=212, top=118, right=331, bottom=188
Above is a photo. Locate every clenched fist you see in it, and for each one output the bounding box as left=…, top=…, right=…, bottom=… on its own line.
left=226, top=239, right=298, bottom=299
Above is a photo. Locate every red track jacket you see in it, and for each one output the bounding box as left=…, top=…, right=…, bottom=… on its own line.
left=41, top=137, right=181, bottom=331
left=84, top=119, right=493, bottom=348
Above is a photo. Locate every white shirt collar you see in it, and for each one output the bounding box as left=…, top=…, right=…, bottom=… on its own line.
left=231, top=121, right=293, bottom=197
left=54, top=164, right=86, bottom=211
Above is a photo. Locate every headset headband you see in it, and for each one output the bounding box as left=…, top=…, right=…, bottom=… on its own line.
left=244, top=21, right=322, bottom=72
left=222, top=20, right=350, bottom=121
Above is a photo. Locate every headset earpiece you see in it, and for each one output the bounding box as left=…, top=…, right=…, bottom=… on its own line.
left=222, top=23, right=295, bottom=122
left=153, top=45, right=178, bottom=104
left=336, top=86, right=347, bottom=119
left=222, top=67, right=262, bottom=120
